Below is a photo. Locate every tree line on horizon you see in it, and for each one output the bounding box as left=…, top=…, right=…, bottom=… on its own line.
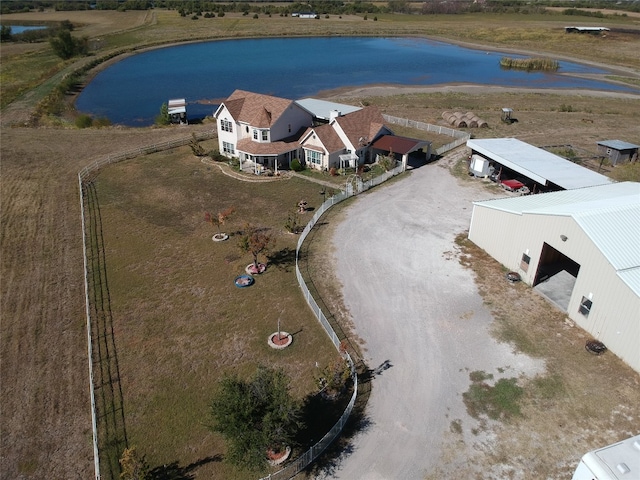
left=1, top=0, right=639, bottom=16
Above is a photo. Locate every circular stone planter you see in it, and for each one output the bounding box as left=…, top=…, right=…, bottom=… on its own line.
left=268, top=332, right=292, bottom=349
left=212, top=233, right=229, bottom=242
left=234, top=274, right=254, bottom=288
left=267, top=446, right=291, bottom=466
left=245, top=263, right=267, bottom=275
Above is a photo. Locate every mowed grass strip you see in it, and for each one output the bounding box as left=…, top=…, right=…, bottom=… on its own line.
left=94, top=148, right=341, bottom=478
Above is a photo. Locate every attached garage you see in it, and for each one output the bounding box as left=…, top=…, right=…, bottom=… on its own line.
left=468, top=181, right=640, bottom=373
left=372, top=135, right=432, bottom=170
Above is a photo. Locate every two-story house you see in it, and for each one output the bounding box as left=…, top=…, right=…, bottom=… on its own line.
left=214, top=90, right=397, bottom=173
left=214, top=89, right=314, bottom=174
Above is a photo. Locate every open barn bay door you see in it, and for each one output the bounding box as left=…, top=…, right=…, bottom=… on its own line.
left=533, top=242, right=581, bottom=311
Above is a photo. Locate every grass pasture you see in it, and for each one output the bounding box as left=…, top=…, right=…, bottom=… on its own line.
left=89, top=148, right=344, bottom=478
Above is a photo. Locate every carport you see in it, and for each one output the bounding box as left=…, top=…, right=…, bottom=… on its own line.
left=467, top=138, right=613, bottom=191
left=372, top=135, right=432, bottom=171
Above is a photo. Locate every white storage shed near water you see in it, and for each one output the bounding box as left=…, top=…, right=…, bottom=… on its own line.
left=468, top=181, right=640, bottom=373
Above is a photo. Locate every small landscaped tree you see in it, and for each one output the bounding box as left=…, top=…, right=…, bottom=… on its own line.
left=284, top=211, right=300, bottom=234
left=205, top=207, right=235, bottom=240
left=209, top=365, right=302, bottom=472
left=189, top=133, right=206, bottom=156
left=315, top=357, right=352, bottom=399
left=378, top=149, right=397, bottom=171
left=119, top=446, right=150, bottom=480
left=238, top=223, right=273, bottom=270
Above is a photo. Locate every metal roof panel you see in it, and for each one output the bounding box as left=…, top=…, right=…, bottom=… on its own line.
left=467, top=138, right=613, bottom=189
left=473, top=182, right=640, bottom=295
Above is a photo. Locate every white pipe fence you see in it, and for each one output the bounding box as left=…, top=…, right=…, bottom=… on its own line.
left=78, top=131, right=214, bottom=480
left=382, top=114, right=470, bottom=156
left=79, top=175, right=101, bottom=480
left=258, top=162, right=405, bottom=480
left=78, top=131, right=403, bottom=480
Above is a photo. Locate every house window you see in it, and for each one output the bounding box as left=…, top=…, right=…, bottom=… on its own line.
left=261, top=130, right=269, bottom=142
left=222, top=141, right=235, bottom=154
left=253, top=129, right=258, bottom=140
left=220, top=119, right=233, bottom=132
left=579, top=296, right=592, bottom=317
left=520, top=253, right=530, bottom=273
left=306, top=150, right=322, bottom=166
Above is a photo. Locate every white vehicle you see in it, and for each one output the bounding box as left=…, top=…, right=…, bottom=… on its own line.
left=572, top=434, right=640, bottom=480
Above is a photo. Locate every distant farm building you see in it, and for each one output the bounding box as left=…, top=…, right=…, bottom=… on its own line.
left=597, top=140, right=639, bottom=166
left=292, top=12, right=318, bottom=18
left=565, top=26, right=610, bottom=34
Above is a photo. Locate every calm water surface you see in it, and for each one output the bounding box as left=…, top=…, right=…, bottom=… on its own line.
left=7, top=25, right=48, bottom=33
left=76, top=37, right=636, bottom=126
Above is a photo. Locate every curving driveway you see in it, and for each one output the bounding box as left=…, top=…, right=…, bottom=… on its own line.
left=324, top=153, right=544, bottom=479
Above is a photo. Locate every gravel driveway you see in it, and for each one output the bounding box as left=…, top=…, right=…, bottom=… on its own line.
left=323, top=153, right=545, bottom=479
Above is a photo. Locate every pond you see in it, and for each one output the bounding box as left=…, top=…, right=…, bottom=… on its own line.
left=75, top=36, right=637, bottom=127
left=6, top=25, right=48, bottom=34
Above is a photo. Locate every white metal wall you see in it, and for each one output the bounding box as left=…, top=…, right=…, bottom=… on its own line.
left=469, top=205, right=640, bottom=373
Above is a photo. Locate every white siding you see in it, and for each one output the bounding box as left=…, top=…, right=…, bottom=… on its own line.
left=216, top=106, right=238, bottom=158
left=270, top=104, right=313, bottom=141
left=469, top=205, right=640, bottom=373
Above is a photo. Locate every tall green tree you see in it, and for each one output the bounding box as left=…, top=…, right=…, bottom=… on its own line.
left=0, top=25, right=12, bottom=42
left=209, top=365, right=302, bottom=472
left=49, top=30, right=88, bottom=59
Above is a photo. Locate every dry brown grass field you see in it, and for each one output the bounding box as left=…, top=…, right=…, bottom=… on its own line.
left=1, top=7, right=639, bottom=480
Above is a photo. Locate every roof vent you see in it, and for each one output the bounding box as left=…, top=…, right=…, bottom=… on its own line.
left=616, top=463, right=630, bottom=474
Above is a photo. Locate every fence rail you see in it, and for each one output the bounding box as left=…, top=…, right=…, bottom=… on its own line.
left=79, top=130, right=404, bottom=480
left=382, top=114, right=470, bottom=156
left=78, top=131, right=213, bottom=480
left=78, top=131, right=214, bottom=180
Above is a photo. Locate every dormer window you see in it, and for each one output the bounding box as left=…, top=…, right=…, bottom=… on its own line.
left=253, top=129, right=269, bottom=142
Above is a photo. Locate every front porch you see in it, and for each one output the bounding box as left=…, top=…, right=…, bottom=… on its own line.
left=238, top=151, right=298, bottom=176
